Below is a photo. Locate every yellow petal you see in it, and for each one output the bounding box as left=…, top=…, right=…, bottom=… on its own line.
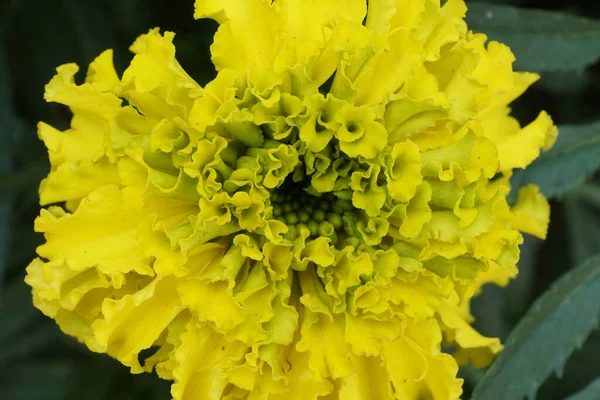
left=510, top=185, right=551, bottom=239
left=45, top=63, right=122, bottom=118
left=482, top=110, right=557, bottom=171
left=85, top=50, right=121, bottom=93
left=178, top=278, right=246, bottom=332
left=338, top=355, right=394, bottom=400
left=123, top=29, right=200, bottom=114
left=386, top=140, right=423, bottom=202
left=382, top=319, right=463, bottom=400
left=345, top=314, right=403, bottom=357
left=93, top=277, right=184, bottom=372
left=39, top=158, right=120, bottom=206
left=35, top=185, right=153, bottom=277
left=297, top=311, right=354, bottom=379
left=171, top=318, right=247, bottom=400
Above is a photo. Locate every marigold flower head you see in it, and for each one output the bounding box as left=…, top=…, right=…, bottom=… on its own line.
left=26, top=1, right=557, bottom=399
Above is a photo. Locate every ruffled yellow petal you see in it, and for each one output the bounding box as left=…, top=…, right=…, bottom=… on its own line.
left=297, top=311, right=354, bottom=379
left=386, top=140, right=423, bottom=202
left=382, top=319, right=463, bottom=400
left=86, top=50, right=121, bottom=92
left=93, top=277, right=184, bottom=373
left=45, top=63, right=122, bottom=118
left=194, top=0, right=281, bottom=73
left=481, top=110, right=558, bottom=171
left=335, top=104, right=387, bottom=159
left=123, top=29, right=200, bottom=116
left=437, top=300, right=503, bottom=368
left=35, top=186, right=152, bottom=277
left=171, top=318, right=247, bottom=400
left=194, top=0, right=366, bottom=84
left=510, top=185, right=551, bottom=239
left=178, top=279, right=245, bottom=331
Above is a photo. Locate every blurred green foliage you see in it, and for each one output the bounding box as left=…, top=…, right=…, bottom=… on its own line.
left=0, top=0, right=599, bottom=399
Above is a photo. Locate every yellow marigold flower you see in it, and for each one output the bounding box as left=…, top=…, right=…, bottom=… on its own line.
left=26, top=1, right=557, bottom=399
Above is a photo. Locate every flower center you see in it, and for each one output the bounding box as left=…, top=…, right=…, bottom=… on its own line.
left=269, top=179, right=355, bottom=245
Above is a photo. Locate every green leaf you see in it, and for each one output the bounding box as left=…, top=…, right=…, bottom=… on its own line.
left=466, top=3, right=600, bottom=72
left=564, top=186, right=600, bottom=266
left=537, top=331, right=600, bottom=400
left=472, top=253, right=600, bottom=400
left=510, top=122, right=600, bottom=200
left=565, top=378, right=600, bottom=400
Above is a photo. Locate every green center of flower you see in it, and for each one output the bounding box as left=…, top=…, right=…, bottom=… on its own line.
left=269, top=179, right=355, bottom=244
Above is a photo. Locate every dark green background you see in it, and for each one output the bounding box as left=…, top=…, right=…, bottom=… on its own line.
left=0, top=0, right=599, bottom=399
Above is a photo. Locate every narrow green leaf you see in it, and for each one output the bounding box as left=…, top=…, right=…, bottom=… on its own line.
left=565, top=188, right=600, bottom=266
left=565, top=378, right=600, bottom=400
left=472, top=253, right=600, bottom=400
left=536, top=331, right=600, bottom=400
left=466, top=3, right=600, bottom=72
left=510, top=122, right=600, bottom=200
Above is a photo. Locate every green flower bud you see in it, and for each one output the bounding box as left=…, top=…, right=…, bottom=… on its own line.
left=270, top=192, right=281, bottom=203
left=283, top=203, right=294, bottom=213
left=298, top=210, right=311, bottom=223
left=335, top=198, right=354, bottom=211
left=327, top=213, right=343, bottom=230
left=296, top=223, right=310, bottom=236
left=286, top=212, right=299, bottom=225
left=272, top=204, right=283, bottom=217
left=313, top=209, right=325, bottom=222
left=307, top=220, right=319, bottom=236
left=318, top=221, right=335, bottom=237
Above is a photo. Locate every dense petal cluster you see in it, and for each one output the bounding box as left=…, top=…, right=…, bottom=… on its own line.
left=26, top=1, right=556, bottom=399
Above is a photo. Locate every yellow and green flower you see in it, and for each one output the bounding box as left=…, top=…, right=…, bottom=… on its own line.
left=26, top=0, right=557, bottom=398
